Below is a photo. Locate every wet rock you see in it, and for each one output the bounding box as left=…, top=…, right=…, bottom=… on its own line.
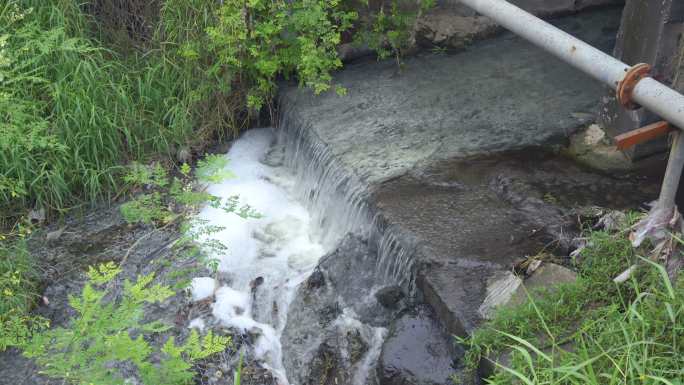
left=378, top=305, right=462, bottom=385
left=282, top=235, right=403, bottom=385
left=566, top=124, right=633, bottom=172
left=375, top=286, right=405, bottom=309
left=306, top=268, right=325, bottom=289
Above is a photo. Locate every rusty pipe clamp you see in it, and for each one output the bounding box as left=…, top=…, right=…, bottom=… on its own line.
left=613, top=63, right=676, bottom=151
left=616, top=63, right=652, bottom=110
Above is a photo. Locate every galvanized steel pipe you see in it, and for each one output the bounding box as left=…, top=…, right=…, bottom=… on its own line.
left=457, top=0, right=684, bottom=129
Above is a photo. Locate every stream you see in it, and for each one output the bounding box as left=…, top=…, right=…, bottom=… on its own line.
left=190, top=128, right=385, bottom=384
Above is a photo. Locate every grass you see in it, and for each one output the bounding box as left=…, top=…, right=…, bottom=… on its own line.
left=0, top=0, right=241, bottom=220
left=0, top=238, right=48, bottom=350
left=462, top=216, right=684, bottom=384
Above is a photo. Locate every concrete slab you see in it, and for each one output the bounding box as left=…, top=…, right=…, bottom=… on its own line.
left=280, top=8, right=622, bottom=185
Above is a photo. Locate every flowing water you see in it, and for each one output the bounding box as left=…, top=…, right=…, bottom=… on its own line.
left=190, top=128, right=331, bottom=382
left=189, top=125, right=417, bottom=384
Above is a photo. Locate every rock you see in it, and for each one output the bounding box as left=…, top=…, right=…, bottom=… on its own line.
left=28, top=207, right=46, bottom=224
left=378, top=305, right=462, bottom=385
left=375, top=286, right=405, bottom=309
left=478, top=271, right=523, bottom=320
left=566, top=124, right=633, bottom=172
left=596, top=210, right=628, bottom=232
left=338, top=42, right=375, bottom=62
left=414, top=1, right=622, bottom=50
left=45, top=226, right=66, bottom=243
left=415, top=12, right=496, bottom=50
left=508, top=263, right=578, bottom=307
left=282, top=235, right=404, bottom=385
left=306, top=268, right=325, bottom=289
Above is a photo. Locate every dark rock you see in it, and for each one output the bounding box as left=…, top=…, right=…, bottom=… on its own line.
left=378, top=305, right=462, bottom=385
left=375, top=286, right=405, bottom=309
left=306, top=268, right=325, bottom=289
left=282, top=235, right=407, bottom=385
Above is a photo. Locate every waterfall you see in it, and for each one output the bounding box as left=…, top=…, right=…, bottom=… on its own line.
left=191, top=107, right=420, bottom=384
left=277, top=106, right=418, bottom=293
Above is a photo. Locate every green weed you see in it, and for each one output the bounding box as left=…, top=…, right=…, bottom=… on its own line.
left=0, top=239, right=48, bottom=350
left=462, top=219, right=684, bottom=384
left=23, top=262, right=232, bottom=385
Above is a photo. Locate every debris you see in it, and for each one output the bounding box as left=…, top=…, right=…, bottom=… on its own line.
left=613, top=264, right=637, bottom=283
left=595, top=210, right=627, bottom=232
left=630, top=206, right=680, bottom=247
left=28, top=207, right=46, bottom=224
left=525, top=259, right=542, bottom=275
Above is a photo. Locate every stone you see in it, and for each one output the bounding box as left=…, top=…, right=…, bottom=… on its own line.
left=415, top=12, right=496, bottom=50
left=375, top=286, right=405, bottom=309
left=478, top=271, right=523, bottom=320
left=566, top=124, right=633, bottom=172
left=508, top=263, right=578, bottom=307
left=378, top=305, right=462, bottom=385
left=282, top=235, right=405, bottom=385
left=414, top=0, right=622, bottom=50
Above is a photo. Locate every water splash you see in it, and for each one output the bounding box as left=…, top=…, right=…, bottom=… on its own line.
left=191, top=114, right=419, bottom=383
left=193, top=128, right=332, bottom=383
left=278, top=108, right=418, bottom=292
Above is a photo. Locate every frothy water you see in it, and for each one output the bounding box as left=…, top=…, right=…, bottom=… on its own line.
left=190, top=125, right=417, bottom=384
left=192, top=128, right=335, bottom=382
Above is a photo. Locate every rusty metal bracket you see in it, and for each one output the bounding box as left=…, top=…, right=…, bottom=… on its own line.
left=614, top=121, right=674, bottom=150
left=616, top=63, right=652, bottom=110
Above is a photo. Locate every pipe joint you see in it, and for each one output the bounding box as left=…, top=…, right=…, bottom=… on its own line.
left=617, top=63, right=651, bottom=110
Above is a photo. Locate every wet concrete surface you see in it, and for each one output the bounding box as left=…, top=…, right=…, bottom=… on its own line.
left=279, top=8, right=622, bottom=185
left=374, top=152, right=657, bottom=335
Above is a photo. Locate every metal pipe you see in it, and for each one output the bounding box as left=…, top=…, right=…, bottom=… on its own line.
left=456, top=0, right=684, bottom=129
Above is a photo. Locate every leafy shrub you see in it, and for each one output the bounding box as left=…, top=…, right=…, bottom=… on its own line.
left=23, top=262, right=231, bottom=385
left=352, top=0, right=436, bottom=61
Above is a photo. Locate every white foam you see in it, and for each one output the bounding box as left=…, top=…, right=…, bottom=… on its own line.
left=188, top=317, right=206, bottom=331
left=194, top=128, right=333, bottom=382
left=190, top=277, right=217, bottom=302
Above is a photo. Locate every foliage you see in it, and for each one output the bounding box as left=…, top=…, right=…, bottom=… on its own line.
left=0, top=0, right=190, bottom=216
left=462, top=218, right=684, bottom=384
left=119, top=155, right=259, bottom=226
left=0, top=0, right=432, bottom=217
left=23, top=262, right=231, bottom=385
left=120, top=157, right=260, bottom=276
left=0, top=239, right=48, bottom=351
left=352, top=0, right=435, bottom=61
left=206, top=0, right=356, bottom=109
